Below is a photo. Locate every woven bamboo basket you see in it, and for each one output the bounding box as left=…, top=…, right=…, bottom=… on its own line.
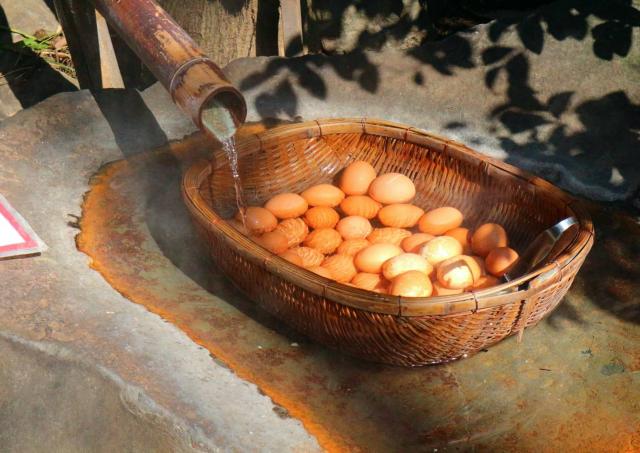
left=182, top=118, right=594, bottom=366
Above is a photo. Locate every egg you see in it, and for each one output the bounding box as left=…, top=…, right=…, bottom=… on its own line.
left=351, top=272, right=388, bottom=293
left=368, top=173, right=416, bottom=204
left=301, top=184, right=345, bottom=207
left=445, top=227, right=472, bottom=254
left=432, top=281, right=464, bottom=296
left=228, top=218, right=249, bottom=236
left=471, top=255, right=487, bottom=275
left=322, top=254, right=357, bottom=283
left=389, top=271, right=433, bottom=297
left=418, top=207, right=463, bottom=235
left=382, top=253, right=433, bottom=280
left=340, top=195, right=382, bottom=219
left=367, top=227, right=412, bottom=246
left=265, top=193, right=308, bottom=219
left=436, top=255, right=482, bottom=289
left=337, top=238, right=370, bottom=256
left=485, top=246, right=519, bottom=277
left=253, top=230, right=289, bottom=254
left=308, top=266, right=333, bottom=279
left=336, top=216, right=373, bottom=240
left=340, top=160, right=377, bottom=195
left=471, top=223, right=508, bottom=257
left=354, top=243, right=403, bottom=273
left=236, top=207, right=277, bottom=234
left=275, top=218, right=309, bottom=247
left=378, top=204, right=425, bottom=228
left=471, top=274, right=501, bottom=290
left=279, top=249, right=304, bottom=266
left=303, top=228, right=342, bottom=254
left=304, top=206, right=340, bottom=229
left=401, top=233, right=434, bottom=253
left=293, top=247, right=324, bottom=267
left=419, top=236, right=463, bottom=266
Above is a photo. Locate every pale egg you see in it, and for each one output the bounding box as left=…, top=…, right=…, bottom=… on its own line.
left=436, top=255, right=482, bottom=289
left=340, top=195, right=382, bottom=219
left=368, top=173, right=416, bottom=204
left=471, top=223, right=508, bottom=257
left=336, top=216, right=373, bottom=240
left=301, top=184, right=345, bottom=207
left=401, top=233, right=434, bottom=253
left=339, top=160, right=377, bottom=195
left=485, top=246, right=519, bottom=277
left=322, top=254, right=357, bottom=283
left=354, top=243, right=403, bottom=273
left=303, top=228, right=342, bottom=254
left=418, top=207, right=463, bottom=235
left=389, top=271, right=433, bottom=297
left=265, top=193, right=308, bottom=219
left=304, top=206, right=340, bottom=229
left=378, top=204, right=425, bottom=228
left=418, top=236, right=463, bottom=266
left=382, top=253, right=433, bottom=280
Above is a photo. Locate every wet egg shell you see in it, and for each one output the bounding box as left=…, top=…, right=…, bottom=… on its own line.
left=303, top=228, right=343, bottom=254
left=436, top=255, right=482, bottom=289
left=382, top=253, right=433, bottom=280
left=265, top=193, right=308, bottom=219
left=253, top=230, right=289, bottom=254
left=471, top=223, right=508, bottom=257
left=354, top=243, right=403, bottom=274
left=401, top=233, right=435, bottom=253
left=367, top=227, right=412, bottom=246
left=275, top=218, right=309, bottom=247
left=279, top=249, right=304, bottom=266
left=378, top=204, right=425, bottom=228
left=340, top=160, right=377, bottom=195
left=322, top=254, right=357, bottom=283
left=337, top=238, right=370, bottom=256
left=485, top=246, right=519, bottom=277
left=418, top=207, right=464, bottom=235
left=389, top=271, right=433, bottom=297
left=308, top=266, right=333, bottom=279
left=351, top=272, right=388, bottom=293
left=304, top=206, right=340, bottom=229
left=301, top=184, right=345, bottom=207
left=340, top=195, right=382, bottom=219
left=432, top=281, right=464, bottom=296
left=336, top=216, right=373, bottom=240
left=471, top=274, right=501, bottom=290
left=368, top=173, right=416, bottom=204
left=238, top=207, right=278, bottom=234
left=419, top=236, right=463, bottom=266
left=293, top=247, right=324, bottom=267
left=445, top=227, right=472, bottom=254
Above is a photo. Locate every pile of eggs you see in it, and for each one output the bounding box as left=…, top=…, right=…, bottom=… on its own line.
left=228, top=161, right=519, bottom=298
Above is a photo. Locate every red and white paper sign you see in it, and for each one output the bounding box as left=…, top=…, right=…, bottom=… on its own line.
left=0, top=194, right=46, bottom=259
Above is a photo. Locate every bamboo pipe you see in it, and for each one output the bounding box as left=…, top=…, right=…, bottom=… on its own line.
left=93, top=0, right=247, bottom=131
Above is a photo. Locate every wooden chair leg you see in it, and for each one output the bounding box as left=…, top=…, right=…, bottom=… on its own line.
left=279, top=0, right=305, bottom=57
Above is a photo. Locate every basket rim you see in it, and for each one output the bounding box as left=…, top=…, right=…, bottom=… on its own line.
left=182, top=117, right=594, bottom=317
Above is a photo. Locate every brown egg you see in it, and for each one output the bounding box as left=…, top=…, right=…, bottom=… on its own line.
left=436, top=255, right=482, bottom=289
left=471, top=223, right=508, bottom=257
left=445, top=227, right=472, bottom=254
left=382, top=253, right=433, bottom=280
left=265, top=193, right=308, bottom=219
left=337, top=238, right=370, bottom=256
left=418, top=236, right=463, bottom=266
left=378, top=204, right=425, bottom=228
left=236, top=207, right=277, bottom=234
left=485, top=247, right=519, bottom=277
left=228, top=218, right=249, bottom=236
left=367, top=227, right=412, bottom=246
left=336, top=216, right=373, bottom=240
left=418, top=207, right=463, bottom=235
left=303, top=228, right=342, bottom=254
left=368, top=173, right=416, bottom=204
left=432, top=281, right=464, bottom=296
left=389, top=271, right=433, bottom=297
left=340, top=195, right=382, bottom=219
left=308, top=266, right=333, bottom=279
left=275, top=218, right=309, bottom=247
left=322, top=254, right=357, bottom=283
left=340, top=160, right=377, bottom=195
left=401, top=233, right=435, bottom=253
left=304, top=206, right=340, bottom=229
left=354, top=243, right=403, bottom=273
left=253, top=230, right=289, bottom=254
left=279, top=249, right=304, bottom=266
left=293, top=247, right=324, bottom=267
left=300, top=184, right=345, bottom=207
left=471, top=274, right=501, bottom=290
left=351, top=272, right=388, bottom=293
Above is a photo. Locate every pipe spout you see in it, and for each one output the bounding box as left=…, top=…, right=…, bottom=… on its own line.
left=93, top=0, right=247, bottom=131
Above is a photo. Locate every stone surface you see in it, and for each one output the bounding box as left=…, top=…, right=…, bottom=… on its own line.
left=226, top=0, right=640, bottom=202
